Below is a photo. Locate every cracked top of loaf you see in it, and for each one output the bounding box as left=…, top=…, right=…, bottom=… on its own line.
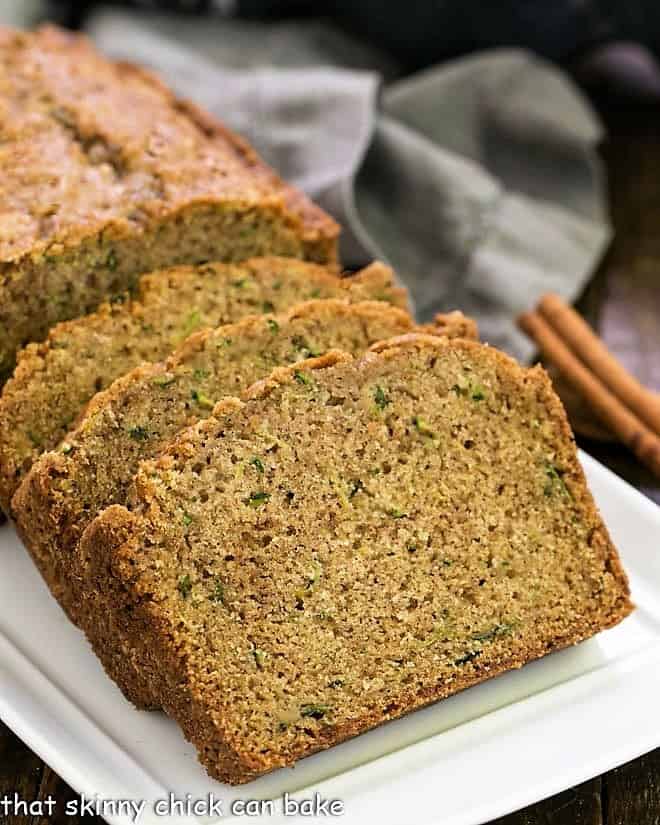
left=0, top=24, right=338, bottom=264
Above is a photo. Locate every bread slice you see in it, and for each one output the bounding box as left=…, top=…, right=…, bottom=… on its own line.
left=12, top=304, right=476, bottom=708
left=0, top=257, right=408, bottom=514
left=0, top=25, right=338, bottom=380
left=77, top=337, right=630, bottom=783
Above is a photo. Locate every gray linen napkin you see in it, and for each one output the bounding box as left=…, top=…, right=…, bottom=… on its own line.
left=83, top=8, right=610, bottom=360
left=0, top=0, right=44, bottom=26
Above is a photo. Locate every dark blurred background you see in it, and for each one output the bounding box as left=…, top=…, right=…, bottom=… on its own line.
left=36, top=0, right=660, bottom=104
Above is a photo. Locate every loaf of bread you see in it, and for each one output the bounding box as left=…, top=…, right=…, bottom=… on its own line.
left=0, top=25, right=338, bottom=379
left=74, top=337, right=630, bottom=783
left=0, top=257, right=408, bottom=514
left=12, top=303, right=476, bottom=708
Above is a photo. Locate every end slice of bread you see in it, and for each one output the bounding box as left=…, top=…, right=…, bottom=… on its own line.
left=79, top=336, right=631, bottom=783
left=0, top=25, right=339, bottom=375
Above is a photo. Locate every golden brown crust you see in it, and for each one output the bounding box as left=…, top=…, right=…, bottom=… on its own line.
left=0, top=25, right=339, bottom=372
left=113, top=59, right=336, bottom=249
left=526, top=361, right=633, bottom=602
left=0, top=24, right=337, bottom=264
left=241, top=350, right=353, bottom=402
left=423, top=310, right=479, bottom=341
left=79, top=338, right=631, bottom=782
left=342, top=262, right=409, bottom=310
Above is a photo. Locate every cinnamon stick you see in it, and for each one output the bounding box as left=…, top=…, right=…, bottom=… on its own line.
left=518, top=310, right=660, bottom=478
left=538, top=293, right=660, bottom=437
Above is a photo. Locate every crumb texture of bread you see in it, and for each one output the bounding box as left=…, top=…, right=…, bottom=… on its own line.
left=14, top=302, right=472, bottom=707
left=0, top=257, right=409, bottom=514
left=12, top=301, right=474, bottom=709
left=80, top=338, right=632, bottom=783
left=0, top=24, right=338, bottom=376
left=11, top=300, right=412, bottom=617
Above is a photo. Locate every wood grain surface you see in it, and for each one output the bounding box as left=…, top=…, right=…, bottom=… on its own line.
left=1, top=107, right=659, bottom=825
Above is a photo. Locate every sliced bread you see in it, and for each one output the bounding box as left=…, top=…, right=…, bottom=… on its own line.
left=13, top=304, right=474, bottom=709
left=13, top=299, right=434, bottom=706
left=12, top=299, right=412, bottom=601
left=77, top=337, right=631, bottom=782
left=0, top=257, right=408, bottom=514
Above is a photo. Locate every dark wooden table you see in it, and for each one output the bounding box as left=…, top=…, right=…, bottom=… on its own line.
left=1, top=106, right=659, bottom=825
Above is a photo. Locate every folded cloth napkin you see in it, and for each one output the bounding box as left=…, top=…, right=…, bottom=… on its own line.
left=0, top=0, right=45, bottom=26
left=87, top=7, right=610, bottom=361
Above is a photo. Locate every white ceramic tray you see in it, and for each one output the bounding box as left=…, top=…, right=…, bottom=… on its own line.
left=1, top=451, right=659, bottom=825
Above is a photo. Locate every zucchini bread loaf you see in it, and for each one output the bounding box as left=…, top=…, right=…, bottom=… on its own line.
left=78, top=338, right=630, bottom=783
left=0, top=24, right=338, bottom=379
left=13, top=303, right=475, bottom=711
left=0, top=257, right=407, bottom=514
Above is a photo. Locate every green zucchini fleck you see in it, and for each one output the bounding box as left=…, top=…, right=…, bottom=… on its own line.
left=245, top=491, right=270, bottom=508
left=300, top=703, right=331, bottom=720
left=267, top=318, right=279, bottom=333
left=454, top=650, right=481, bottom=666
left=180, top=309, right=202, bottom=340
left=106, top=249, right=118, bottom=271
left=471, top=623, right=513, bottom=642
left=423, top=622, right=452, bottom=647
left=412, top=416, right=435, bottom=437
left=291, top=335, right=320, bottom=357
left=128, top=425, right=149, bottom=441
left=177, top=575, right=193, bottom=599
left=452, top=379, right=487, bottom=401
left=308, top=561, right=323, bottom=589
left=543, top=461, right=571, bottom=498
left=191, top=389, right=214, bottom=410
left=209, top=579, right=225, bottom=604
left=374, top=385, right=391, bottom=410
left=249, top=457, right=265, bottom=474
left=349, top=479, right=364, bottom=498
left=388, top=508, right=407, bottom=519
left=293, top=370, right=313, bottom=386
